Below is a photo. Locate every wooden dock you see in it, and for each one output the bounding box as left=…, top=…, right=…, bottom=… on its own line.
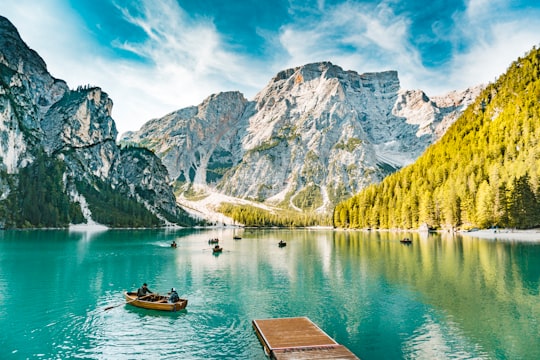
left=252, top=317, right=359, bottom=359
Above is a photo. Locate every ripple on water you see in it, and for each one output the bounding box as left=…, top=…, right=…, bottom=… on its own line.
left=402, top=312, right=489, bottom=360
left=62, top=301, right=263, bottom=360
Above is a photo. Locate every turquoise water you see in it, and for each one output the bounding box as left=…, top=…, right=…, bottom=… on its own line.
left=0, top=229, right=539, bottom=359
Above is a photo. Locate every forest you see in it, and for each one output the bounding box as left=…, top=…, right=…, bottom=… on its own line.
left=219, top=203, right=331, bottom=227
left=0, top=151, right=197, bottom=228
left=333, top=46, right=540, bottom=230
left=0, top=152, right=83, bottom=228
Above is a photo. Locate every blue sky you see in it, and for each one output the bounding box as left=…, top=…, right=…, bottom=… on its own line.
left=2, top=0, right=539, bottom=135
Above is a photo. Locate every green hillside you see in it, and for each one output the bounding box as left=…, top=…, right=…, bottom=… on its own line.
left=334, top=46, right=540, bottom=230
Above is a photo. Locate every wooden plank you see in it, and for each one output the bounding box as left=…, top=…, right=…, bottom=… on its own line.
left=253, top=317, right=337, bottom=349
left=273, top=345, right=358, bottom=360
left=252, top=317, right=359, bottom=360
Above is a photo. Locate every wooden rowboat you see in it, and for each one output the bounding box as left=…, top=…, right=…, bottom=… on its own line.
left=212, top=246, right=223, bottom=253
left=124, top=292, right=188, bottom=312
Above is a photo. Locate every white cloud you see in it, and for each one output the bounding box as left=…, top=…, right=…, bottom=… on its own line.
left=102, top=0, right=274, bottom=133
left=278, top=0, right=540, bottom=96
left=424, top=1, right=540, bottom=94
left=278, top=2, right=425, bottom=87
left=446, top=22, right=540, bottom=90
left=465, top=0, right=506, bottom=20
left=1, top=0, right=90, bottom=76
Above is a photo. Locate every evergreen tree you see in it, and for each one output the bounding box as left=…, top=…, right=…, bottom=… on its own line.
left=508, top=175, right=538, bottom=228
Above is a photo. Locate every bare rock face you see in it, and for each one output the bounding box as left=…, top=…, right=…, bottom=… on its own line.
left=0, top=16, right=68, bottom=175
left=123, top=91, right=248, bottom=187
left=0, top=16, right=191, bottom=226
left=42, top=88, right=116, bottom=154
left=124, top=62, right=482, bottom=212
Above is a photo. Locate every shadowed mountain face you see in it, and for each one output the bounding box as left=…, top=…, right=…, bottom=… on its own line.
left=124, top=62, right=481, bottom=212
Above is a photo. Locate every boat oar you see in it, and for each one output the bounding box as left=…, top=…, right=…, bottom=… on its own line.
left=103, top=294, right=152, bottom=311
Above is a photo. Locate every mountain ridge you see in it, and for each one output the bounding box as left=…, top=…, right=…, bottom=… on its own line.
left=123, top=61, right=483, bottom=215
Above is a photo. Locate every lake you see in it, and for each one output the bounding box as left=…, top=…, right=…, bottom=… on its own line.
left=0, top=229, right=538, bottom=359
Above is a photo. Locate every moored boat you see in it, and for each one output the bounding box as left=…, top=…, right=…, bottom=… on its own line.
left=124, top=292, right=188, bottom=311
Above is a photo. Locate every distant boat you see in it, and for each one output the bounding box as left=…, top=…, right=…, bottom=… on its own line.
left=278, top=240, right=287, bottom=247
left=400, top=238, right=412, bottom=244
left=233, top=236, right=242, bottom=240
left=208, top=238, right=219, bottom=244
left=212, top=245, right=223, bottom=253
left=124, top=292, right=187, bottom=312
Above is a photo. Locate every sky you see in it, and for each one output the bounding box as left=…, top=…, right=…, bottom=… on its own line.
left=1, top=0, right=539, bottom=135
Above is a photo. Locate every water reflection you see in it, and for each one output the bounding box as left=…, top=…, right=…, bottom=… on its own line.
left=1, top=229, right=539, bottom=359
left=331, top=231, right=540, bottom=359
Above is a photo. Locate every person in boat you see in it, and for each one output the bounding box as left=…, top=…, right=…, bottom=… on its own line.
left=171, top=240, right=177, bottom=248
left=169, top=288, right=180, bottom=303
left=137, top=283, right=153, bottom=298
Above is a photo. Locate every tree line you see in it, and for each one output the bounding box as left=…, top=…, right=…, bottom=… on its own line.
left=219, top=203, right=331, bottom=227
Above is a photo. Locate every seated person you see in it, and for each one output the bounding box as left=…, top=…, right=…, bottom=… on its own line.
left=169, top=288, right=180, bottom=303
left=137, top=283, right=153, bottom=298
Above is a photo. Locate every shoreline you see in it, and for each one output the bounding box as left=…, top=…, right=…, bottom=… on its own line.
left=457, top=228, right=540, bottom=242
left=5, top=225, right=540, bottom=242
left=333, top=226, right=540, bottom=243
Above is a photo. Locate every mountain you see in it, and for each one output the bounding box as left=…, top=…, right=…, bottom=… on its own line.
left=334, top=46, right=540, bottom=230
left=0, top=16, right=196, bottom=228
left=123, top=62, right=482, bottom=215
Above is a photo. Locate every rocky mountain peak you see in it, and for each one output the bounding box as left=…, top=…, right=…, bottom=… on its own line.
left=260, top=62, right=399, bottom=104
left=0, top=16, right=48, bottom=76
left=125, top=62, right=482, bottom=213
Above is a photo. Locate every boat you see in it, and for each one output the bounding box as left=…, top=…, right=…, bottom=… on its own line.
left=208, top=238, right=219, bottom=244
left=171, top=241, right=177, bottom=248
left=124, top=292, right=188, bottom=312
left=400, top=238, right=412, bottom=244
left=233, top=236, right=242, bottom=240
left=212, top=245, right=223, bottom=253
left=278, top=240, right=287, bottom=247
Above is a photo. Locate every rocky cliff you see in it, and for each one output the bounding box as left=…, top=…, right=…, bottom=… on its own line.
left=124, top=62, right=482, bottom=212
left=0, top=16, right=194, bottom=228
